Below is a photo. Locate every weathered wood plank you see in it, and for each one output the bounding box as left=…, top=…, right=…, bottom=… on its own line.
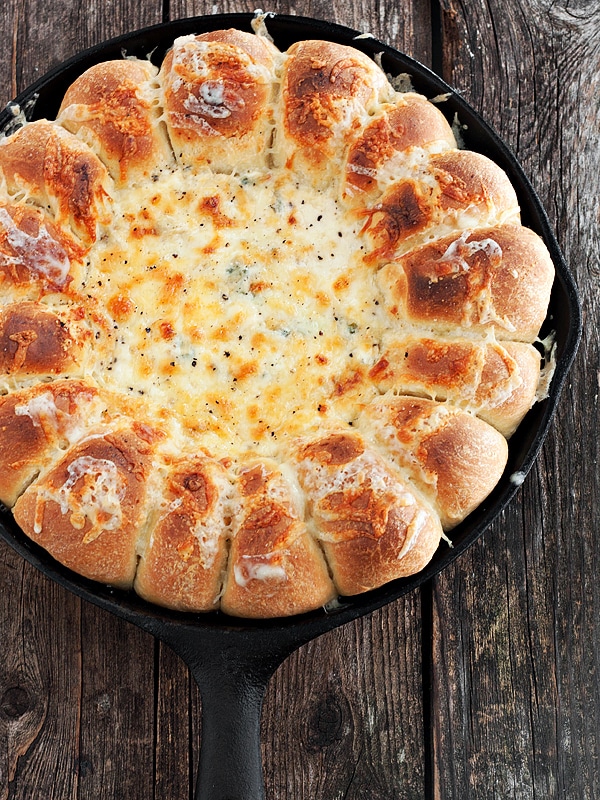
left=169, top=0, right=433, bottom=62
left=0, top=0, right=164, bottom=108
left=262, top=596, right=426, bottom=800
left=432, top=1, right=600, bottom=797
left=432, top=496, right=565, bottom=798
left=0, top=554, right=80, bottom=800
left=77, top=605, right=156, bottom=799
left=155, top=641, right=201, bottom=800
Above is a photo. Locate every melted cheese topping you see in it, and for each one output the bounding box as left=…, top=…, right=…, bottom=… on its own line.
left=82, top=168, right=388, bottom=458
left=34, top=454, right=125, bottom=540
left=234, top=553, right=289, bottom=588
left=14, top=391, right=92, bottom=446
left=0, top=207, right=71, bottom=287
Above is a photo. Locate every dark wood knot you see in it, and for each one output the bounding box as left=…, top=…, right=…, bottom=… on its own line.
left=304, top=691, right=351, bottom=751
left=0, top=686, right=31, bottom=718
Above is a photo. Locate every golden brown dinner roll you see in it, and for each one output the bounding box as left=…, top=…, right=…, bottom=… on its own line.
left=360, top=150, right=521, bottom=260
left=221, top=460, right=336, bottom=617
left=430, top=150, right=520, bottom=220
left=0, top=120, right=111, bottom=245
left=134, top=455, right=231, bottom=611
left=0, top=380, right=105, bottom=507
left=196, top=28, right=280, bottom=64
left=13, top=422, right=161, bottom=588
left=159, top=30, right=278, bottom=172
left=0, top=301, right=90, bottom=377
left=344, top=93, right=456, bottom=198
left=292, top=431, right=442, bottom=595
left=277, top=39, right=393, bottom=185
left=359, top=396, right=509, bottom=528
left=475, top=340, right=542, bottom=434
left=377, top=224, right=555, bottom=340
left=369, top=336, right=541, bottom=437
left=58, top=58, right=174, bottom=184
left=0, top=201, right=81, bottom=294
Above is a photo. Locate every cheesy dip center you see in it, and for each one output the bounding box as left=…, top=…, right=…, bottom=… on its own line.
left=87, top=169, right=386, bottom=456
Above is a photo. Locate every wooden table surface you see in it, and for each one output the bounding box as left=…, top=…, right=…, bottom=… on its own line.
left=0, top=1, right=597, bottom=798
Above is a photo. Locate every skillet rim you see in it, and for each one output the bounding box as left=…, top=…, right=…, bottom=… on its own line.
left=0, top=11, right=582, bottom=637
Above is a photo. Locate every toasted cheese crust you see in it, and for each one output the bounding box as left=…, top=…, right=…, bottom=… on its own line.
left=0, top=29, right=555, bottom=617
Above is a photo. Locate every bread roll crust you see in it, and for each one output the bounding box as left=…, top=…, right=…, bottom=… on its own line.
left=0, top=120, right=110, bottom=244
left=0, top=302, right=85, bottom=377
left=430, top=150, right=519, bottom=217
left=370, top=336, right=541, bottom=437
left=221, top=460, right=336, bottom=618
left=134, top=456, right=230, bottom=611
left=344, top=93, right=456, bottom=197
left=292, top=432, right=442, bottom=595
left=58, top=59, right=174, bottom=184
left=160, top=32, right=277, bottom=172
left=279, top=39, right=391, bottom=182
left=360, top=396, right=509, bottom=528
left=360, top=150, right=521, bottom=261
left=13, top=424, right=158, bottom=588
left=378, top=224, right=554, bottom=340
left=0, top=379, right=104, bottom=507
left=0, top=201, right=80, bottom=294
left=196, top=28, right=280, bottom=66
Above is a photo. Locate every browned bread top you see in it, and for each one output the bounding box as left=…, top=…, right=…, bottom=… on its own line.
left=0, top=301, right=90, bottom=377
left=221, top=460, right=336, bottom=617
left=0, top=379, right=105, bottom=506
left=134, top=455, right=231, bottom=612
left=377, top=224, right=554, bottom=340
left=160, top=29, right=278, bottom=172
left=358, top=396, right=509, bottom=528
left=369, top=337, right=541, bottom=437
left=291, top=430, right=443, bottom=595
left=278, top=39, right=392, bottom=184
left=344, top=94, right=456, bottom=198
left=0, top=120, right=110, bottom=245
left=13, top=423, right=159, bottom=587
left=58, top=59, right=174, bottom=184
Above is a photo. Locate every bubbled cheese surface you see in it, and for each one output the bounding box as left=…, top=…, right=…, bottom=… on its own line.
left=88, top=170, right=382, bottom=455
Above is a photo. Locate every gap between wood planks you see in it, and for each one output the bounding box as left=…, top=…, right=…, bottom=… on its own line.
left=421, top=581, right=435, bottom=799
left=431, top=0, right=444, bottom=80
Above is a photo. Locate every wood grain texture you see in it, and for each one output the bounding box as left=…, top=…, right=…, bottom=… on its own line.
left=77, top=605, right=156, bottom=797
left=169, top=0, right=433, bottom=61
left=433, top=1, right=599, bottom=797
left=0, top=0, right=596, bottom=798
left=155, top=642, right=200, bottom=799
left=262, top=597, right=426, bottom=800
left=0, top=0, right=164, bottom=108
left=0, top=561, right=79, bottom=800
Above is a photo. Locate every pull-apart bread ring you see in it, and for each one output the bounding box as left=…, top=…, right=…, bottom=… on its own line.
left=0, top=28, right=554, bottom=617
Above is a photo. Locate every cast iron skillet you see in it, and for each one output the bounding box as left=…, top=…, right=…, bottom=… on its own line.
left=0, top=12, right=581, bottom=799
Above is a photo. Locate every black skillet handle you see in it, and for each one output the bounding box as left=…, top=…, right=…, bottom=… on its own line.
left=156, top=623, right=301, bottom=800
left=194, top=654, right=271, bottom=800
